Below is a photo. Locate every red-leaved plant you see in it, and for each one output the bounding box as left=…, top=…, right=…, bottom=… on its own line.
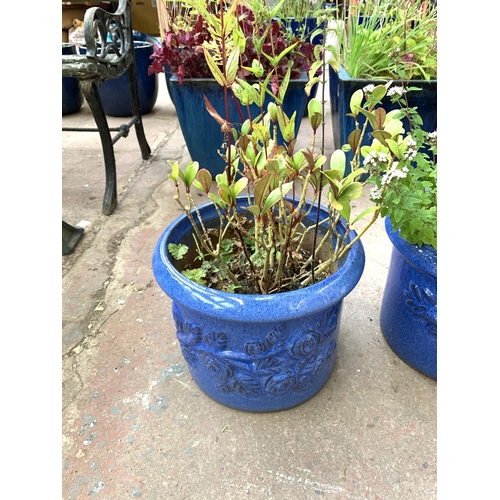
left=148, top=5, right=315, bottom=83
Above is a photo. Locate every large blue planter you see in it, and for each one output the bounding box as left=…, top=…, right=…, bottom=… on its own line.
left=62, top=43, right=84, bottom=115
left=329, top=65, right=437, bottom=176
left=99, top=40, right=159, bottom=116
left=169, top=74, right=309, bottom=177
left=380, top=217, right=437, bottom=379
left=152, top=198, right=365, bottom=412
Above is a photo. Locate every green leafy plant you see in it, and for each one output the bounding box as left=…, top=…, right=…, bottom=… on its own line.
left=326, top=0, right=437, bottom=80
left=361, top=84, right=437, bottom=247
left=269, top=0, right=321, bottom=20
left=164, top=0, right=436, bottom=295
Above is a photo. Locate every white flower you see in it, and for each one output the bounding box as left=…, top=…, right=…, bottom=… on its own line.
left=387, top=86, right=407, bottom=97
left=370, top=186, right=383, bottom=202
left=363, top=151, right=390, bottom=169
left=381, top=162, right=408, bottom=186
left=363, top=84, right=375, bottom=95
left=403, top=149, right=417, bottom=160
left=403, top=136, right=417, bottom=160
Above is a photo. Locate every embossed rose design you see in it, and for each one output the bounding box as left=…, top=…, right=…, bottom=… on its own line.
left=245, top=339, right=268, bottom=356
left=290, top=332, right=319, bottom=358
left=180, top=344, right=197, bottom=365
left=264, top=371, right=298, bottom=394
left=172, top=305, right=202, bottom=345
left=405, top=282, right=437, bottom=336
left=204, top=354, right=234, bottom=382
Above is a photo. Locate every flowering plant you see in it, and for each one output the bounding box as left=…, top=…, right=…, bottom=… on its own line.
left=363, top=84, right=437, bottom=248
left=164, top=0, right=436, bottom=296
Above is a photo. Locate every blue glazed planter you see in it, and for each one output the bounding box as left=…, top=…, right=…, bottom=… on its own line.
left=99, top=41, right=159, bottom=116
left=329, top=65, right=437, bottom=176
left=62, top=43, right=84, bottom=115
left=380, top=217, right=437, bottom=379
left=169, top=74, right=309, bottom=177
left=152, top=199, right=365, bottom=412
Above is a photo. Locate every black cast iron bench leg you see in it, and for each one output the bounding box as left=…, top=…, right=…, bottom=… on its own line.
left=80, top=79, right=118, bottom=216
left=128, top=59, right=151, bottom=160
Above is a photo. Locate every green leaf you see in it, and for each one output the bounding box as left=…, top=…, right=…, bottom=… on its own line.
left=322, top=169, right=341, bottom=187
left=168, top=243, right=189, bottom=260
left=208, top=192, right=224, bottom=207
left=307, top=98, right=322, bottom=132
left=231, top=177, right=248, bottom=198
left=183, top=161, right=199, bottom=187
left=369, top=84, right=387, bottom=106
left=225, top=45, right=241, bottom=85
left=202, top=45, right=226, bottom=87
left=218, top=184, right=232, bottom=205
left=386, top=139, right=401, bottom=158
left=194, top=168, right=212, bottom=193
left=262, top=182, right=293, bottom=214
left=385, top=118, right=405, bottom=138
left=338, top=182, right=364, bottom=202
left=168, top=161, right=179, bottom=182
left=356, top=107, right=377, bottom=131
left=372, top=130, right=392, bottom=148
left=348, top=129, right=361, bottom=154
left=350, top=89, right=364, bottom=116
left=351, top=205, right=379, bottom=225
left=330, top=149, right=346, bottom=179
left=182, top=268, right=206, bottom=286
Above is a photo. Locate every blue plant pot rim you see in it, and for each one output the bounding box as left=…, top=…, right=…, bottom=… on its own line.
left=384, top=216, right=436, bottom=278
left=334, top=65, right=437, bottom=85
left=153, top=199, right=365, bottom=323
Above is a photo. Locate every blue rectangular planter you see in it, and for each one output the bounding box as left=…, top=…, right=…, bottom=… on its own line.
left=329, top=65, right=437, bottom=176
left=169, top=74, right=309, bottom=177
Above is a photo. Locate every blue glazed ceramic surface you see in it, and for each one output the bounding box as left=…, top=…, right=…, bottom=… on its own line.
left=62, top=44, right=84, bottom=115
left=169, top=74, right=309, bottom=177
left=328, top=65, right=437, bottom=176
left=99, top=41, right=159, bottom=117
left=380, top=217, right=437, bottom=379
left=152, top=199, right=366, bottom=412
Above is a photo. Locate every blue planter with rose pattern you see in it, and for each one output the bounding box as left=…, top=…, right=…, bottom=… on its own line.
left=152, top=198, right=365, bottom=412
left=380, top=217, right=437, bottom=379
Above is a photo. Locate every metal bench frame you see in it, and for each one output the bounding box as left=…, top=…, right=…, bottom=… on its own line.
left=62, top=0, right=151, bottom=216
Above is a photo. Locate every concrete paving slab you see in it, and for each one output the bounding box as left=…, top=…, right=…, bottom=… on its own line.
left=62, top=75, right=436, bottom=499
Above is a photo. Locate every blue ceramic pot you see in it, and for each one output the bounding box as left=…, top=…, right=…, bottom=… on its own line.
left=99, top=41, right=159, bottom=116
left=380, top=217, right=437, bottom=379
left=329, top=65, right=437, bottom=177
left=152, top=198, right=365, bottom=412
left=62, top=43, right=84, bottom=115
left=169, top=74, right=309, bottom=177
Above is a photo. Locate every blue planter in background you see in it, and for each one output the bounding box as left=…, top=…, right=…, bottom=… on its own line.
left=99, top=40, right=159, bottom=116
left=152, top=198, right=365, bottom=412
left=380, top=217, right=437, bottom=379
left=329, top=65, right=437, bottom=176
left=62, top=43, right=84, bottom=115
left=169, top=74, right=309, bottom=177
